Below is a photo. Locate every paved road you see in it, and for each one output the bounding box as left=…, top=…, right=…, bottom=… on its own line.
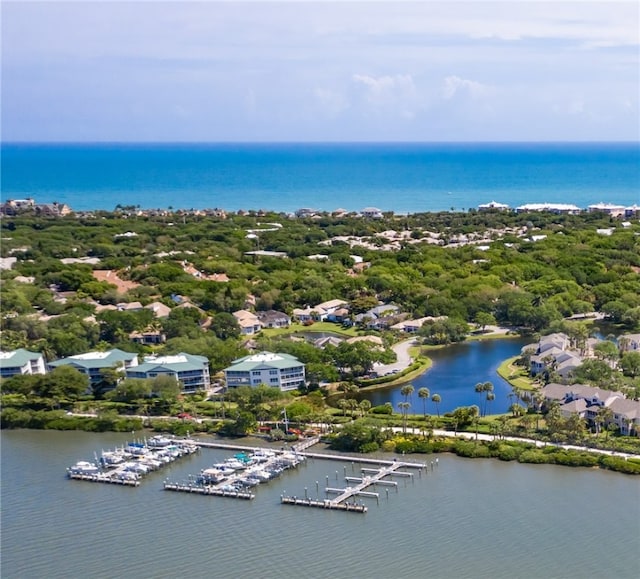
left=373, top=338, right=416, bottom=376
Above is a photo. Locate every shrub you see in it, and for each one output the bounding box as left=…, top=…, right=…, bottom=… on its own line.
left=360, top=441, right=380, bottom=453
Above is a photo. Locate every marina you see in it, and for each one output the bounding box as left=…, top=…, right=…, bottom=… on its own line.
left=66, top=435, right=199, bottom=486
left=281, top=458, right=427, bottom=514
left=66, top=433, right=430, bottom=514
left=163, top=445, right=308, bottom=499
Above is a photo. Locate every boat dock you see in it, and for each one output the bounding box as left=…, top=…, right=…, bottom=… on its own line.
left=280, top=459, right=425, bottom=514
left=163, top=445, right=307, bottom=499
left=163, top=481, right=254, bottom=499
left=67, top=472, right=140, bottom=486
left=66, top=435, right=199, bottom=486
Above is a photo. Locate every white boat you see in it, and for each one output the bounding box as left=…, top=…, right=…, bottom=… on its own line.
left=212, top=463, right=236, bottom=476
left=224, top=458, right=246, bottom=470
left=198, top=468, right=226, bottom=484
left=126, top=442, right=149, bottom=456
left=147, top=435, right=174, bottom=448
left=100, top=450, right=126, bottom=466
left=68, top=461, right=100, bottom=476
left=124, top=462, right=149, bottom=474
left=246, top=468, right=271, bottom=482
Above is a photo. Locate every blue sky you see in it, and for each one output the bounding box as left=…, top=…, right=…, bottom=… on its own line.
left=2, top=1, right=638, bottom=142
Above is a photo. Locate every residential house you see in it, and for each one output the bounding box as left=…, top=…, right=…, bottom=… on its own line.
left=129, top=330, right=167, bottom=345
left=49, top=349, right=138, bottom=389
left=145, top=301, right=172, bottom=318
left=224, top=351, right=305, bottom=391
left=292, top=299, right=349, bottom=323
left=126, top=353, right=210, bottom=393
left=0, top=349, right=47, bottom=378
left=345, top=335, right=384, bottom=348
left=355, top=304, right=404, bottom=330
left=478, top=200, right=510, bottom=211
left=313, top=336, right=343, bottom=349
left=608, top=398, right=640, bottom=435
left=256, top=310, right=291, bottom=329
left=540, top=382, right=639, bottom=435
left=233, top=310, right=263, bottom=335
left=361, top=207, right=384, bottom=219
left=390, top=316, right=446, bottom=333
left=525, top=333, right=582, bottom=377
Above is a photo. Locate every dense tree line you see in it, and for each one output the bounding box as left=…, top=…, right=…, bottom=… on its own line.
left=1, top=210, right=639, bottom=371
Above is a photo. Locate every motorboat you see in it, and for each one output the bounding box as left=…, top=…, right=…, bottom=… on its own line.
left=198, top=468, right=226, bottom=484
left=147, top=435, right=174, bottom=448
left=67, top=461, right=100, bottom=476
left=224, top=458, right=246, bottom=470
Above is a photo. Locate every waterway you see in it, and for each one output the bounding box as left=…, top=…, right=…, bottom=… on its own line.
left=362, top=338, right=529, bottom=415
left=2, top=430, right=639, bottom=579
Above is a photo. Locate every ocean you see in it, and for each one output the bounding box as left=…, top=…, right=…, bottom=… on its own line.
left=1, top=142, right=638, bottom=213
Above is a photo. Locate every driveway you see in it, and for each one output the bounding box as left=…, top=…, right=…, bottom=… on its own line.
left=373, top=338, right=416, bottom=376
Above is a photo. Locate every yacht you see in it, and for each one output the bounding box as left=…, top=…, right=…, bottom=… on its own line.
left=67, top=461, right=100, bottom=476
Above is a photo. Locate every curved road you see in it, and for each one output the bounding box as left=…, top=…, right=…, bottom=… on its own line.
left=373, top=338, right=416, bottom=376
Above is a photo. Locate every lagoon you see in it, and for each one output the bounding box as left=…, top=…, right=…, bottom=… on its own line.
left=1, top=430, right=639, bottom=579
left=362, top=338, right=529, bottom=415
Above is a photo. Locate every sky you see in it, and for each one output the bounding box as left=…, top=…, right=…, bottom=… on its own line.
left=1, top=0, right=639, bottom=142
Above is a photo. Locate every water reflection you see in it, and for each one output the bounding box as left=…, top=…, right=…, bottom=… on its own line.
left=361, top=338, right=529, bottom=415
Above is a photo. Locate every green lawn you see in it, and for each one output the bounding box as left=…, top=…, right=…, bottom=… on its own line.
left=497, top=356, right=537, bottom=391
left=262, top=322, right=359, bottom=338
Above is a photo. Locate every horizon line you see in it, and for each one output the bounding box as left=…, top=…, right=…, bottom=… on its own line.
left=2, top=139, right=639, bottom=146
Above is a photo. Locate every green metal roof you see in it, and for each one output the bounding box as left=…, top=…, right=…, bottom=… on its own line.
left=226, top=351, right=303, bottom=372
left=0, top=348, right=43, bottom=368
left=49, top=348, right=137, bottom=370
left=129, top=353, right=208, bottom=374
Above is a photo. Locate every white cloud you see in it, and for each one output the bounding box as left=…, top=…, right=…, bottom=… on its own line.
left=352, top=73, right=418, bottom=110
left=442, top=76, right=490, bottom=100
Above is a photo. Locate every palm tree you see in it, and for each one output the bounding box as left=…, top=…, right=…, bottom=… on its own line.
left=483, top=382, right=494, bottom=417
left=520, top=414, right=534, bottom=435
left=418, top=387, right=430, bottom=420
left=475, top=382, right=485, bottom=409
left=598, top=406, right=614, bottom=440
left=431, top=393, right=441, bottom=417
left=359, top=399, right=372, bottom=418
left=400, top=384, right=414, bottom=404
left=485, top=391, right=496, bottom=416
left=398, top=401, right=411, bottom=434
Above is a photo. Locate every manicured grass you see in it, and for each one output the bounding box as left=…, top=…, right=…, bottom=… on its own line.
left=497, top=356, right=537, bottom=391
left=261, top=322, right=359, bottom=338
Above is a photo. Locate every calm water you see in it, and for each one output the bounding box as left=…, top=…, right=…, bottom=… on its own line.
left=1, top=430, right=639, bottom=579
left=363, top=338, right=528, bottom=415
left=2, top=142, right=638, bottom=213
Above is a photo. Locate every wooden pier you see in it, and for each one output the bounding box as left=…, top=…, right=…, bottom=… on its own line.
left=281, top=496, right=367, bottom=512
left=164, top=482, right=254, bottom=499
left=68, top=473, right=140, bottom=487
left=281, top=459, right=425, bottom=514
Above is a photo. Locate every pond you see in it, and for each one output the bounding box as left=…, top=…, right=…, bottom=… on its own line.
left=361, top=337, right=530, bottom=415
